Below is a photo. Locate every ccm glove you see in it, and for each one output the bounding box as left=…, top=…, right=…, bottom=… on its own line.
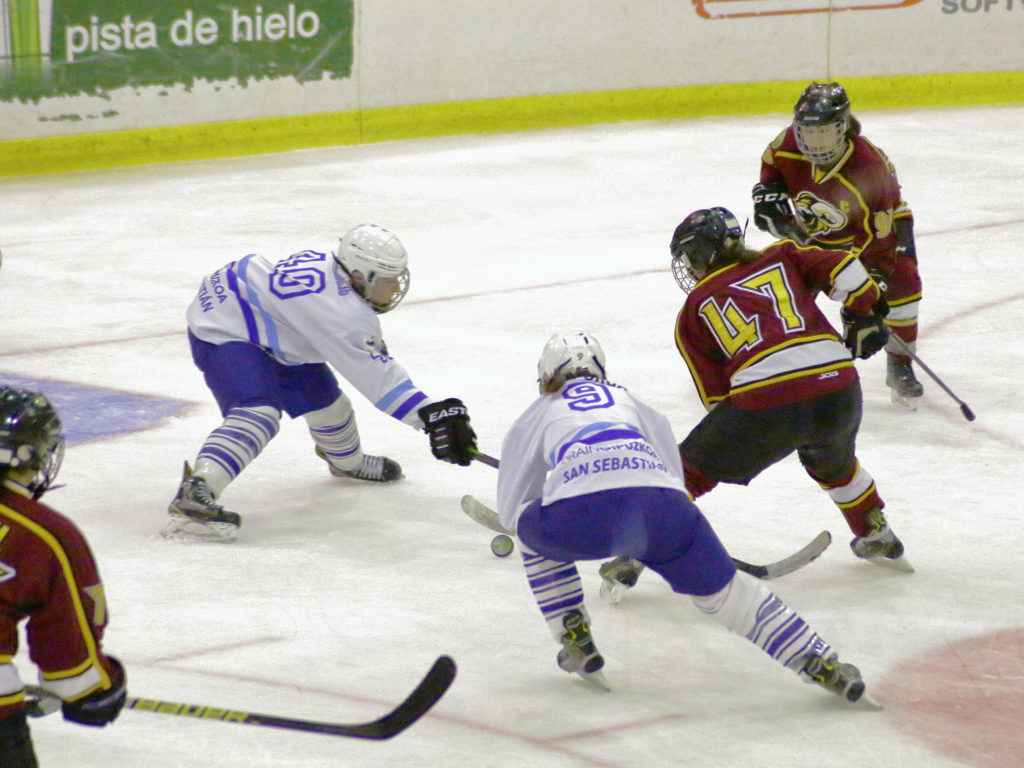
left=752, top=181, right=800, bottom=240
left=418, top=398, right=477, bottom=466
left=842, top=300, right=890, bottom=360
left=62, top=656, right=126, bottom=727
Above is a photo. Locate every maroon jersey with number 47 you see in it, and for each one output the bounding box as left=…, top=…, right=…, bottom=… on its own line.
left=674, top=240, right=882, bottom=411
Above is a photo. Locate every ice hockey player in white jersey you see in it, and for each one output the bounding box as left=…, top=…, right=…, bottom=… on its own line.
left=496, top=331, right=875, bottom=704
left=164, top=224, right=477, bottom=542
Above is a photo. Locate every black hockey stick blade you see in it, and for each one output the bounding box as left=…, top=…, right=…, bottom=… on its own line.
left=230, top=655, right=456, bottom=739
left=732, top=530, right=832, bottom=579
left=34, top=656, right=458, bottom=740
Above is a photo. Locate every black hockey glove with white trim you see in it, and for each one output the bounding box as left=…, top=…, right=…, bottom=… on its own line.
left=752, top=181, right=802, bottom=240
left=842, top=300, right=890, bottom=360
left=419, top=398, right=477, bottom=466
left=62, top=656, right=126, bottom=727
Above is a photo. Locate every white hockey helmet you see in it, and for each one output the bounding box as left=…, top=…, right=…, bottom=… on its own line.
left=537, top=332, right=608, bottom=394
left=335, top=224, right=410, bottom=313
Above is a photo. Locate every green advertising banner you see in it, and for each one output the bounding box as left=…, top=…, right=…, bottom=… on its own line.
left=1, top=0, right=354, bottom=101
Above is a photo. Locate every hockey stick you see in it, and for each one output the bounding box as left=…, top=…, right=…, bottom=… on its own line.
left=468, top=448, right=500, bottom=468
left=460, top=494, right=830, bottom=580
left=27, top=655, right=456, bottom=741
left=889, top=335, right=975, bottom=422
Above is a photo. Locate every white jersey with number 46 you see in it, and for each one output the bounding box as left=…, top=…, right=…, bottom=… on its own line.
left=186, top=249, right=433, bottom=428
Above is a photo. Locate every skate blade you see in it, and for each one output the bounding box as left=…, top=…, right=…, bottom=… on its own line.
left=599, top=579, right=630, bottom=606
left=858, top=690, right=883, bottom=710
left=890, top=389, right=921, bottom=411
left=864, top=554, right=915, bottom=573
left=160, top=516, right=238, bottom=544
left=575, top=669, right=611, bottom=692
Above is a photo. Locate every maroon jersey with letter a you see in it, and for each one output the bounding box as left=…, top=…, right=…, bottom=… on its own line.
left=760, top=126, right=912, bottom=277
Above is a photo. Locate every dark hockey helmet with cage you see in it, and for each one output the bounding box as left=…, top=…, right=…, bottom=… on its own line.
left=669, top=207, right=744, bottom=293
left=0, top=387, right=65, bottom=498
left=793, top=82, right=852, bottom=166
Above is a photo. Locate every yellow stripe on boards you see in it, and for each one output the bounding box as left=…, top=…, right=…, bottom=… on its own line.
left=2, top=70, right=1023, bottom=178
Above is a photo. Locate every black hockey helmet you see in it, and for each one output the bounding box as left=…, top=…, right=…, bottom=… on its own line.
left=793, top=82, right=851, bottom=166
left=0, top=386, right=65, bottom=497
left=669, top=207, right=743, bottom=293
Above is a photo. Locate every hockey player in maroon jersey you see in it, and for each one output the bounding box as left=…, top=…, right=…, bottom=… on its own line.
left=600, top=208, right=912, bottom=598
left=672, top=206, right=912, bottom=568
left=752, top=81, right=925, bottom=408
left=0, top=387, right=126, bottom=768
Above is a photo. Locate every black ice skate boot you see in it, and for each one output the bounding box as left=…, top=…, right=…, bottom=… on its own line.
left=598, top=556, right=645, bottom=604
left=850, top=508, right=914, bottom=572
left=163, top=461, right=241, bottom=543
left=799, top=652, right=876, bottom=705
left=556, top=610, right=609, bottom=691
left=886, top=354, right=923, bottom=409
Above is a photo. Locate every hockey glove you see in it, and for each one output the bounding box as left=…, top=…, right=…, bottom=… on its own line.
left=752, top=182, right=801, bottom=240
left=62, top=656, right=126, bottom=727
left=419, top=398, right=477, bottom=466
left=842, top=300, right=890, bottom=360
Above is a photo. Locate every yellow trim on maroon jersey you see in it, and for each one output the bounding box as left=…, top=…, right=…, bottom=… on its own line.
left=0, top=502, right=111, bottom=692
left=729, top=360, right=854, bottom=396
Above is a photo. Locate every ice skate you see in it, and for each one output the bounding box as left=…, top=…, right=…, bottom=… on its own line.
left=316, top=446, right=402, bottom=482
left=598, top=556, right=645, bottom=605
left=163, top=462, right=240, bottom=543
left=799, top=652, right=877, bottom=706
left=556, top=610, right=609, bottom=691
left=886, top=355, right=923, bottom=410
left=850, top=508, right=914, bottom=572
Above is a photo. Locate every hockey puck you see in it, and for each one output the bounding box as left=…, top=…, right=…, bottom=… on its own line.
left=490, top=534, right=514, bottom=558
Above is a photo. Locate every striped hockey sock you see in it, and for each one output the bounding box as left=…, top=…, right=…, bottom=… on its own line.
left=693, top=572, right=830, bottom=672
left=744, top=592, right=831, bottom=670
left=304, top=394, right=363, bottom=472
left=520, top=547, right=587, bottom=641
left=194, top=405, right=281, bottom=497
left=817, top=460, right=884, bottom=537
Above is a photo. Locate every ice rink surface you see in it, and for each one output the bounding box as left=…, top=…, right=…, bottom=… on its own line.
left=2, top=104, right=1022, bottom=767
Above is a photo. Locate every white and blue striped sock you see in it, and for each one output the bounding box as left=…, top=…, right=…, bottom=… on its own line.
left=194, top=405, right=281, bottom=497
left=693, top=572, right=831, bottom=672
left=520, top=546, right=587, bottom=640
left=304, top=394, right=363, bottom=472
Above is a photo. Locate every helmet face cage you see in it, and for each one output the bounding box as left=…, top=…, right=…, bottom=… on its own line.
left=671, top=253, right=698, bottom=294
left=669, top=207, right=743, bottom=294
left=793, top=82, right=851, bottom=166
left=336, top=224, right=411, bottom=313
left=537, top=332, right=608, bottom=394
left=0, top=388, right=66, bottom=498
